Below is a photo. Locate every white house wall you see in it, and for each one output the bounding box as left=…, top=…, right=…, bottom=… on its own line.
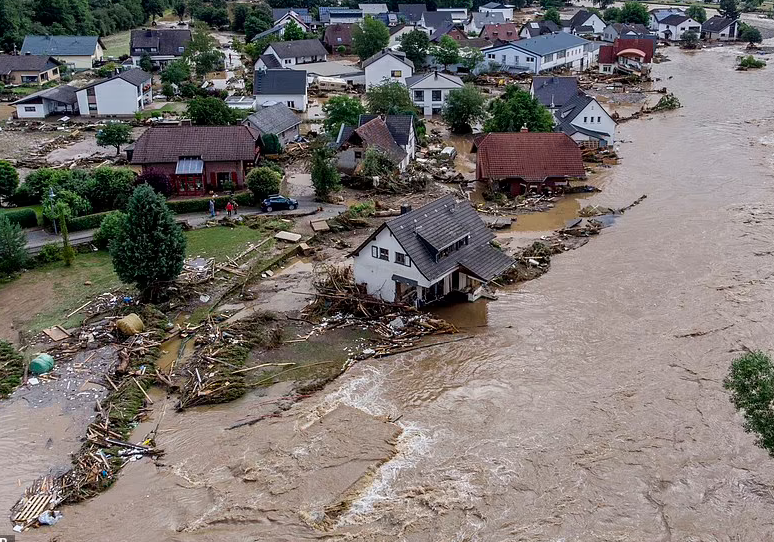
left=409, top=76, right=463, bottom=116
left=364, top=55, right=413, bottom=88
left=15, top=102, right=47, bottom=118
left=567, top=100, right=616, bottom=144
left=484, top=43, right=587, bottom=73
left=255, top=93, right=308, bottom=112
left=77, top=77, right=147, bottom=117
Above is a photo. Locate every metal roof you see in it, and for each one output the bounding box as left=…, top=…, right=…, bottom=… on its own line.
left=243, top=103, right=301, bottom=135
left=489, top=32, right=588, bottom=56
left=21, top=35, right=104, bottom=56
left=175, top=157, right=204, bottom=175
left=254, top=69, right=307, bottom=95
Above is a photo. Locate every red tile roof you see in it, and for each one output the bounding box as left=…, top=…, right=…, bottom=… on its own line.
left=352, top=117, right=406, bottom=163
left=480, top=23, right=520, bottom=41
left=598, top=44, right=615, bottom=64
left=614, top=38, right=655, bottom=63
left=131, top=126, right=259, bottom=164
left=323, top=23, right=353, bottom=48
left=474, top=132, right=585, bottom=182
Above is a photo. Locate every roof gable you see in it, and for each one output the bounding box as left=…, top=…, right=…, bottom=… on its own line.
left=244, top=103, right=301, bottom=135
left=362, top=48, right=414, bottom=69
left=0, top=54, right=59, bottom=74
left=266, top=38, right=327, bottom=59
left=350, top=117, right=407, bottom=163
left=21, top=35, right=102, bottom=56
left=398, top=4, right=427, bottom=22
left=531, top=76, right=580, bottom=108
left=406, top=71, right=463, bottom=89
left=493, top=31, right=586, bottom=55
left=358, top=114, right=413, bottom=146
left=254, top=69, right=307, bottom=95
left=130, top=29, right=191, bottom=56
left=702, top=16, right=737, bottom=32
left=131, top=126, right=258, bottom=164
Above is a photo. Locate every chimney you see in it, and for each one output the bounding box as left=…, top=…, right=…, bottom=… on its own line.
left=401, top=204, right=412, bottom=215
left=520, top=124, right=528, bottom=132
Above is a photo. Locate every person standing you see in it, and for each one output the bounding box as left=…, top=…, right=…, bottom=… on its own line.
left=232, top=199, right=238, bottom=215
left=226, top=201, right=233, bottom=217
left=209, top=198, right=215, bottom=218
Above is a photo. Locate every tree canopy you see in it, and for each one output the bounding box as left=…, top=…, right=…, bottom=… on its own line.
left=311, top=143, right=341, bottom=200
left=603, top=7, right=621, bottom=22
left=484, top=85, right=555, bottom=133
left=352, top=16, right=390, bottom=60
left=685, top=4, right=707, bottom=23
left=442, top=84, right=487, bottom=134
left=739, top=23, right=763, bottom=45
left=160, top=59, right=191, bottom=85
left=0, top=160, right=19, bottom=203
left=431, top=35, right=461, bottom=70
left=399, top=29, right=430, bottom=69
left=366, top=81, right=416, bottom=116
left=619, top=1, right=649, bottom=25
left=543, top=7, right=561, bottom=25
left=283, top=18, right=306, bottom=40
left=246, top=167, right=281, bottom=202
left=186, top=96, right=237, bottom=125
left=724, top=351, right=774, bottom=457
left=323, top=96, right=366, bottom=136
left=719, top=0, right=740, bottom=19
left=96, top=123, right=132, bottom=156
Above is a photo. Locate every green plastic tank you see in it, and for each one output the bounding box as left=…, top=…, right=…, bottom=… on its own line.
left=30, top=353, right=54, bottom=375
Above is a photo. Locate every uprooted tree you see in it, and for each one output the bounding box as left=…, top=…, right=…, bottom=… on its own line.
left=724, top=351, right=774, bottom=456
left=110, top=185, right=186, bottom=300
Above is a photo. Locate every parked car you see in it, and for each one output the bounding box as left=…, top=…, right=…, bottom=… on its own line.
left=262, top=194, right=298, bottom=212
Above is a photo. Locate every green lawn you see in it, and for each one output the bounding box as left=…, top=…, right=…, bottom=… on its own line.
left=102, top=30, right=132, bottom=58
left=139, top=102, right=187, bottom=119
left=186, top=226, right=274, bottom=262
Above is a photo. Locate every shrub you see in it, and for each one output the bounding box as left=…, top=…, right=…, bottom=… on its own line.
left=11, top=183, right=37, bottom=206
left=311, top=145, right=341, bottom=199
left=89, top=167, right=136, bottom=212
left=0, top=160, right=19, bottom=201
left=0, top=216, right=27, bottom=274
left=3, top=208, right=37, bottom=228
left=68, top=211, right=112, bottom=232
left=724, top=351, right=774, bottom=455
left=246, top=167, right=281, bottom=203
left=137, top=169, right=173, bottom=198
left=93, top=211, right=127, bottom=250
left=740, top=55, right=766, bottom=68
left=36, top=243, right=62, bottom=264
left=42, top=189, right=91, bottom=221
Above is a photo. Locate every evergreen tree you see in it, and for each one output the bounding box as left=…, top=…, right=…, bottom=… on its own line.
left=282, top=19, right=305, bottom=40
left=0, top=215, right=26, bottom=274
left=719, top=0, right=739, bottom=19
left=352, top=16, right=390, bottom=60
left=311, top=144, right=341, bottom=200
left=110, top=185, right=186, bottom=299
left=484, top=85, right=555, bottom=133
left=0, top=160, right=19, bottom=203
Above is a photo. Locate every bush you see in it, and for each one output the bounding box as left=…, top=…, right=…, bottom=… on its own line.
left=67, top=211, right=113, bottom=232
left=740, top=55, right=766, bottom=68
left=137, top=170, right=173, bottom=198
left=36, top=243, right=62, bottom=264
left=311, top=145, right=341, bottom=199
left=3, top=208, right=37, bottom=228
left=11, top=183, right=37, bottom=206
left=246, top=167, right=281, bottom=203
left=93, top=211, right=126, bottom=250
left=0, top=216, right=27, bottom=274
left=0, top=160, right=19, bottom=201
left=89, top=167, right=136, bottom=212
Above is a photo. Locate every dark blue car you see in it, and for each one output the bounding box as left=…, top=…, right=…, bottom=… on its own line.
left=262, top=194, right=298, bottom=212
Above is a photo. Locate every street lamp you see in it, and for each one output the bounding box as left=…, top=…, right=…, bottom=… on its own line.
left=49, top=186, right=57, bottom=235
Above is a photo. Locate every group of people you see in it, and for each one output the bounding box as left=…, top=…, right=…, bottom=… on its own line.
left=208, top=198, right=239, bottom=218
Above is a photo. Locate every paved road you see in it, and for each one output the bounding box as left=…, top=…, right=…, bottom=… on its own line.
left=24, top=199, right=344, bottom=254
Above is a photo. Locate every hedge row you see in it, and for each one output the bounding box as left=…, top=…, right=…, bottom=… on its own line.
left=3, top=208, right=38, bottom=228
left=68, top=211, right=113, bottom=232
left=166, top=192, right=253, bottom=214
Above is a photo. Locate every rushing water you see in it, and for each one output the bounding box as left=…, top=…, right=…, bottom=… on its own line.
left=5, top=43, right=774, bottom=541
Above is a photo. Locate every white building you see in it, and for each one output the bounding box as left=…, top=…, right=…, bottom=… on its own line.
left=406, top=71, right=463, bottom=116
left=75, top=68, right=152, bottom=117
left=351, top=195, right=514, bottom=305
left=20, top=35, right=105, bottom=71
left=262, top=39, right=328, bottom=67
left=437, top=7, right=468, bottom=22
left=254, top=69, right=308, bottom=112
left=554, top=94, right=617, bottom=147
left=363, top=49, right=415, bottom=88
left=649, top=8, right=685, bottom=31
left=701, top=16, right=739, bottom=41
left=482, top=33, right=591, bottom=74
left=130, top=29, right=191, bottom=69
left=389, top=25, right=429, bottom=49
left=657, top=14, right=701, bottom=40
left=562, top=10, right=606, bottom=37
left=479, top=2, right=514, bottom=21
left=465, top=11, right=505, bottom=33
left=12, top=84, right=79, bottom=119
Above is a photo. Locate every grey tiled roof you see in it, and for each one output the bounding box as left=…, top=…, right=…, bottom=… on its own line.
left=702, top=16, right=736, bottom=32
left=397, top=4, right=427, bottom=23
left=421, top=11, right=453, bottom=29
left=471, top=11, right=505, bottom=26
left=267, top=38, right=327, bottom=59
left=660, top=14, right=690, bottom=25
left=362, top=49, right=414, bottom=69
left=0, top=54, right=59, bottom=74
left=254, top=69, right=307, bottom=95
left=531, top=76, right=580, bottom=108
left=78, top=68, right=151, bottom=90
left=520, top=20, right=559, bottom=37
left=490, top=32, right=588, bottom=55
left=243, top=103, right=301, bottom=135
left=130, top=29, right=191, bottom=56
left=272, top=8, right=312, bottom=24
left=21, top=35, right=103, bottom=56
left=12, top=84, right=78, bottom=105
left=358, top=114, right=413, bottom=146
left=258, top=54, right=281, bottom=68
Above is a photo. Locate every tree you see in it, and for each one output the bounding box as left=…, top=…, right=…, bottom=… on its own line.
left=137, top=169, right=173, bottom=198
left=543, top=7, right=561, bottom=25
left=244, top=15, right=265, bottom=42
left=681, top=29, right=700, bottom=48
left=185, top=27, right=225, bottom=76
left=174, top=0, right=187, bottom=22
left=43, top=189, right=91, bottom=218
left=460, top=47, right=484, bottom=73
left=352, top=15, right=390, bottom=61
left=399, top=29, right=430, bottom=69
left=53, top=201, right=74, bottom=266
left=282, top=18, right=305, bottom=40
left=619, top=1, right=649, bottom=25
left=163, top=82, right=175, bottom=99
left=231, top=3, right=249, bottom=30
left=719, top=0, right=739, bottom=19
left=0, top=160, right=19, bottom=203
left=139, top=52, right=153, bottom=73
left=323, top=96, right=366, bottom=136
left=93, top=210, right=126, bottom=250
left=540, top=0, right=562, bottom=9
left=739, top=23, right=762, bottom=46
left=0, top=216, right=26, bottom=274
left=442, top=84, right=486, bottom=133
left=110, top=185, right=186, bottom=299
left=246, top=167, right=281, bottom=202
left=724, top=351, right=774, bottom=456
left=603, top=7, right=621, bottom=22
left=431, top=35, right=461, bottom=70
left=160, top=59, right=190, bottom=85
left=484, top=85, right=555, bottom=133
left=186, top=96, right=237, bottom=125
left=96, top=123, right=132, bottom=156
left=310, top=144, right=341, bottom=200
left=685, top=4, right=707, bottom=23
left=90, top=167, right=135, bottom=211
left=366, top=81, right=416, bottom=115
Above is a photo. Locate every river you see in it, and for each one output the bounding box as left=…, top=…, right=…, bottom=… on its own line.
left=5, top=43, right=774, bottom=541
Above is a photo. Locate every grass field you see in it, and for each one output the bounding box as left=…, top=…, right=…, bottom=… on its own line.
left=102, top=30, right=132, bottom=58
left=186, top=226, right=274, bottom=262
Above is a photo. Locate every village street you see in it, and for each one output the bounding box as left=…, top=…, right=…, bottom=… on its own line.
left=4, top=38, right=774, bottom=541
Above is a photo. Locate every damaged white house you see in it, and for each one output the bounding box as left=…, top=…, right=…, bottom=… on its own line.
left=351, top=195, right=514, bottom=305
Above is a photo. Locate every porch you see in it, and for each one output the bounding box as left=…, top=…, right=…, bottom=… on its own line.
left=394, top=270, right=487, bottom=307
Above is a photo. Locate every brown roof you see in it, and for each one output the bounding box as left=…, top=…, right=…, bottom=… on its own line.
left=351, top=118, right=406, bottom=163
left=598, top=44, right=615, bottom=64
left=474, top=132, right=585, bottom=182
left=131, top=126, right=259, bottom=165
left=614, top=38, right=654, bottom=63
left=0, top=54, right=59, bottom=74
left=480, top=23, right=520, bottom=41
left=323, top=23, right=353, bottom=48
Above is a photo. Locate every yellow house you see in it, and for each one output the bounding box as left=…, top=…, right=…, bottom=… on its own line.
left=20, top=35, right=105, bottom=71
left=0, top=55, right=61, bottom=85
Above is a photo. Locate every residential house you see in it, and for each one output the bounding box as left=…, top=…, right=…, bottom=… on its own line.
left=437, top=8, right=469, bottom=22
left=255, top=54, right=282, bottom=70
left=479, top=2, right=514, bottom=21
left=389, top=25, right=422, bottom=48
left=273, top=10, right=312, bottom=34
left=375, top=12, right=399, bottom=26
left=701, top=16, right=739, bottom=41
left=482, top=33, right=590, bottom=73
left=407, top=71, right=463, bottom=115
left=0, top=55, right=60, bottom=85
left=225, top=95, right=257, bottom=110
left=648, top=8, right=685, bottom=31
left=75, top=68, right=151, bottom=117
left=598, top=37, right=655, bottom=75
left=561, top=10, right=606, bottom=37
left=554, top=94, right=616, bottom=147
left=130, top=29, right=191, bottom=68
left=251, top=24, right=286, bottom=43
left=519, top=20, right=561, bottom=39
left=656, top=14, right=701, bottom=40
left=359, top=3, right=389, bottom=16
left=530, top=76, right=582, bottom=110
left=324, top=23, right=354, bottom=52
left=363, top=49, right=414, bottom=88
left=420, top=11, right=454, bottom=33
left=398, top=4, right=427, bottom=24
left=351, top=195, right=514, bottom=305
left=481, top=23, right=520, bottom=42
left=254, top=69, right=308, bottom=112
left=319, top=7, right=363, bottom=24
left=602, top=23, right=654, bottom=42
left=473, top=131, right=586, bottom=195
left=12, top=84, right=78, bottom=118
left=242, top=102, right=302, bottom=147
left=430, top=22, right=461, bottom=42
left=465, top=11, right=505, bottom=34
left=20, top=35, right=104, bottom=71
left=272, top=8, right=313, bottom=26
left=130, top=126, right=259, bottom=195
left=262, top=39, right=328, bottom=66
left=336, top=114, right=416, bottom=172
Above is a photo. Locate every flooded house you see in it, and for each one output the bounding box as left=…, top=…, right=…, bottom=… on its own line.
left=336, top=114, right=416, bottom=173
left=351, top=195, right=514, bottom=305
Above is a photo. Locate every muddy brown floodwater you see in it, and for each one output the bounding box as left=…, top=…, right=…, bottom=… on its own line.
left=5, top=44, right=774, bottom=541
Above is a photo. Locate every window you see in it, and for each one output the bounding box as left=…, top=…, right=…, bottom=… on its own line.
left=487, top=53, right=495, bottom=59
left=287, top=100, right=295, bottom=108
left=178, top=46, right=185, bottom=53
left=432, top=90, right=442, bottom=101
left=414, top=90, right=424, bottom=101
left=354, top=150, right=362, bottom=159
left=557, top=49, right=565, bottom=58
left=391, top=70, right=402, bottom=77
left=337, top=37, right=342, bottom=42
left=526, top=56, right=534, bottom=62
left=583, top=117, right=587, bottom=122
left=87, top=87, right=95, bottom=96
left=395, top=252, right=411, bottom=266
left=542, top=53, right=553, bottom=62
left=597, top=116, right=601, bottom=123
left=371, top=246, right=378, bottom=258
left=89, top=103, right=97, bottom=111
left=590, top=117, right=594, bottom=123
left=501, top=54, right=506, bottom=62
left=284, top=59, right=291, bottom=64
left=150, top=47, right=157, bottom=52
left=24, top=106, right=36, bottom=112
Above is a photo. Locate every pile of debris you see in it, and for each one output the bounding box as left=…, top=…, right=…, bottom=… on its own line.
left=582, top=146, right=619, bottom=164
left=649, top=93, right=681, bottom=112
